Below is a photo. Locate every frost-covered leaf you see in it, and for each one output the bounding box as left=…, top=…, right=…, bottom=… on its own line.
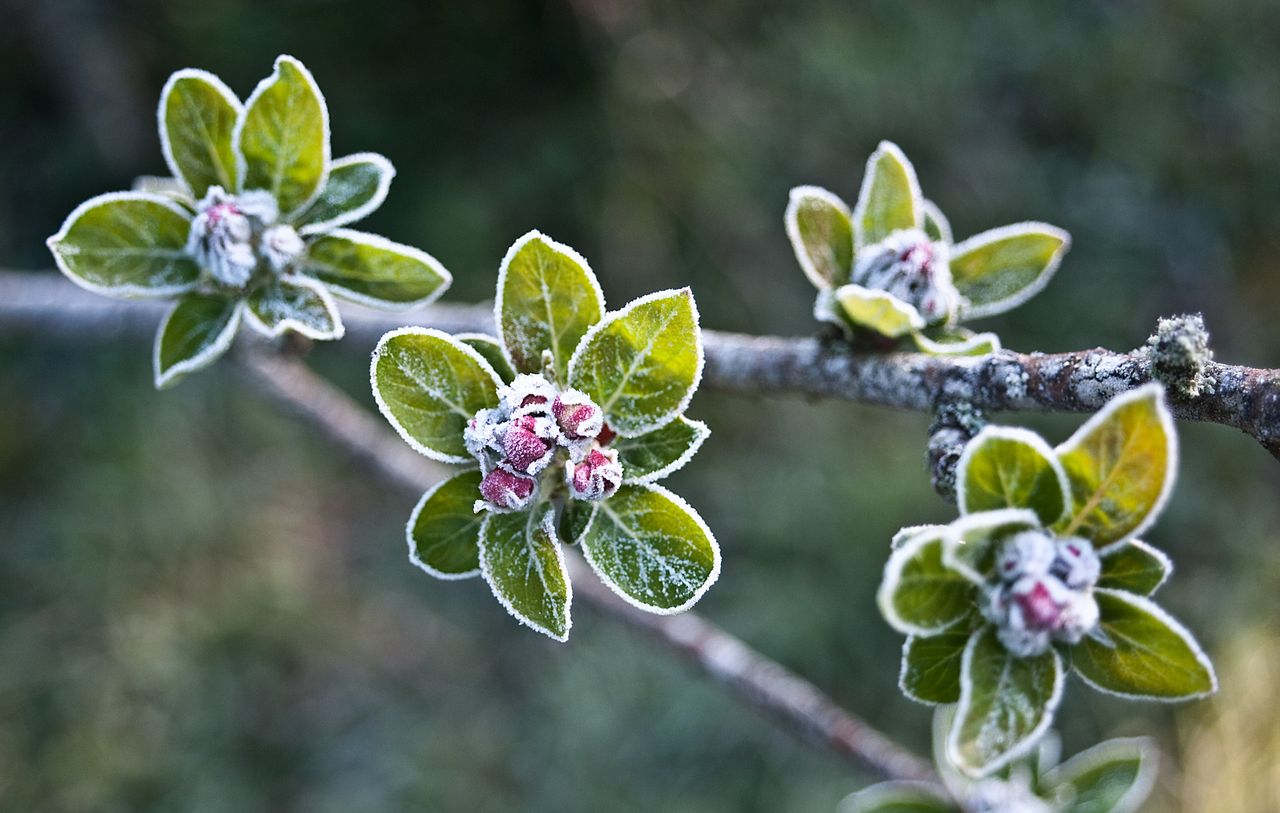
left=1071, top=588, right=1216, bottom=700
left=244, top=274, right=344, bottom=340
left=957, top=427, right=1070, bottom=525
left=47, top=192, right=199, bottom=298
left=407, top=469, right=484, bottom=579
left=900, top=628, right=970, bottom=705
left=1097, top=540, right=1171, bottom=596
left=158, top=69, right=242, bottom=198
left=496, top=230, right=604, bottom=379
left=949, top=625, right=1063, bottom=777
left=299, top=229, right=451, bottom=307
left=234, top=55, right=329, bottom=216
left=1042, top=737, right=1157, bottom=813
left=853, top=140, right=922, bottom=247
left=1054, top=385, right=1177, bottom=549
left=479, top=505, right=572, bottom=641
left=613, top=417, right=709, bottom=485
left=457, top=333, right=516, bottom=383
left=834, top=283, right=925, bottom=338
left=921, top=199, right=952, bottom=244
left=579, top=484, right=719, bottom=613
left=911, top=328, right=1001, bottom=357
left=297, top=152, right=394, bottom=233
left=879, top=528, right=975, bottom=636
left=371, top=327, right=502, bottom=463
left=838, top=782, right=955, bottom=813
left=942, top=508, right=1042, bottom=585
left=952, top=224, right=1070, bottom=319
left=785, top=185, right=854, bottom=288
left=568, top=288, right=702, bottom=437
left=153, top=293, right=241, bottom=389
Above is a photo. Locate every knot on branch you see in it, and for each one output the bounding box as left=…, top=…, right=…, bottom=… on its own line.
left=927, top=401, right=986, bottom=502
left=1146, top=313, right=1216, bottom=397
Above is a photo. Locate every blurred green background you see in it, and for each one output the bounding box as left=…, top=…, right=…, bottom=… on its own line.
left=2, top=1, right=1280, bottom=810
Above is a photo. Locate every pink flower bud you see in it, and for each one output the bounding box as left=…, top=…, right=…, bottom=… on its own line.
left=1011, top=578, right=1064, bottom=630
left=566, top=447, right=623, bottom=501
left=479, top=468, right=536, bottom=511
left=553, top=389, right=604, bottom=440
left=504, top=374, right=557, bottom=417
left=500, top=415, right=555, bottom=473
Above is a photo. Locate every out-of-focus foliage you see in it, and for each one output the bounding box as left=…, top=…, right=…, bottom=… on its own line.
left=2, top=1, right=1280, bottom=810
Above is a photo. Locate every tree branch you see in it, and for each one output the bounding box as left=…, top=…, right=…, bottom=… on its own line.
left=2, top=270, right=1276, bottom=459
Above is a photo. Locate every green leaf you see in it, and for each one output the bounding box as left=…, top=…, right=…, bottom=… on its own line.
left=407, top=469, right=484, bottom=579
left=900, top=628, right=970, bottom=705
left=479, top=505, right=572, bottom=641
left=457, top=333, right=516, bottom=383
left=853, top=140, right=922, bottom=247
left=559, top=499, right=596, bottom=545
left=921, top=199, right=953, bottom=244
left=1097, top=540, right=1171, bottom=596
left=942, top=508, right=1042, bottom=584
left=47, top=192, right=200, bottom=298
left=957, top=426, right=1070, bottom=525
left=299, top=229, right=451, bottom=307
left=579, top=484, right=719, bottom=613
left=234, top=55, right=329, bottom=216
left=838, top=782, right=955, bottom=813
left=244, top=274, right=344, bottom=340
left=152, top=294, right=242, bottom=389
left=568, top=288, right=703, bottom=437
left=785, top=185, right=854, bottom=288
left=1071, top=588, right=1216, bottom=700
left=612, top=417, right=710, bottom=484
left=371, top=328, right=502, bottom=463
left=879, top=528, right=975, bottom=636
left=951, top=224, right=1070, bottom=319
left=297, top=152, right=394, bottom=233
left=911, top=328, right=1001, bottom=357
left=948, top=626, right=1064, bottom=777
left=1054, top=384, right=1177, bottom=549
left=158, top=69, right=242, bottom=198
left=833, top=283, right=924, bottom=338
left=495, top=230, right=605, bottom=379
left=1043, top=737, right=1157, bottom=813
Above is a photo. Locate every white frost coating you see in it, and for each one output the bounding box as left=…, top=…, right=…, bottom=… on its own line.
left=493, top=229, right=606, bottom=373
left=1040, top=736, right=1158, bottom=813
left=942, top=508, right=1043, bottom=585
left=477, top=506, right=573, bottom=642
left=1053, top=383, right=1178, bottom=553
left=405, top=473, right=482, bottom=581
left=242, top=273, right=346, bottom=340
left=953, top=222, right=1072, bottom=321
left=151, top=299, right=244, bottom=389
left=566, top=286, right=705, bottom=438
left=836, top=780, right=951, bottom=813
left=851, top=140, right=924, bottom=250
left=911, top=329, right=1002, bottom=356
left=1102, top=539, right=1173, bottom=594
left=890, top=524, right=948, bottom=550
left=877, top=527, right=962, bottom=637
left=947, top=630, right=1065, bottom=778
left=298, top=152, right=396, bottom=235
left=1073, top=588, right=1219, bottom=701
left=920, top=198, right=953, bottom=244
left=46, top=191, right=197, bottom=300
left=369, top=326, right=505, bottom=464
left=783, top=184, right=852, bottom=290
left=231, top=54, right=331, bottom=217
left=302, top=227, right=454, bottom=309
left=955, top=425, right=1071, bottom=524
left=578, top=483, right=721, bottom=615
left=621, top=418, right=710, bottom=486
left=156, top=67, right=244, bottom=197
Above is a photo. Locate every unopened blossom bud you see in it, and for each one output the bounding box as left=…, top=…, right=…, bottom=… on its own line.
left=478, top=468, right=536, bottom=512
left=464, top=407, right=504, bottom=467
left=1051, top=537, right=1101, bottom=589
left=505, top=374, right=558, bottom=417
left=261, top=224, right=305, bottom=272
left=996, top=531, right=1056, bottom=583
left=851, top=228, right=960, bottom=324
left=1054, top=590, right=1100, bottom=645
left=499, top=415, right=556, bottom=474
left=553, top=389, right=604, bottom=440
left=187, top=187, right=257, bottom=288
left=566, top=447, right=623, bottom=501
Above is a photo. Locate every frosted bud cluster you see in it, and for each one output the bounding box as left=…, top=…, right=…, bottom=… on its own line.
left=852, top=228, right=960, bottom=324
left=186, top=186, right=304, bottom=288
left=464, top=374, right=621, bottom=512
left=983, top=530, right=1101, bottom=658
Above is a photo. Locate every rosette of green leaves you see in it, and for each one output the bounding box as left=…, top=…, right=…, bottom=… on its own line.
left=46, top=55, right=451, bottom=389
left=877, top=384, right=1215, bottom=777
left=784, top=140, right=1070, bottom=355
left=370, top=230, right=718, bottom=642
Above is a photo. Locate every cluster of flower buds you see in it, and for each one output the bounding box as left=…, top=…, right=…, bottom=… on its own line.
left=982, top=530, right=1102, bottom=658
left=186, top=185, right=304, bottom=288
left=465, top=374, right=622, bottom=512
left=852, top=228, right=961, bottom=324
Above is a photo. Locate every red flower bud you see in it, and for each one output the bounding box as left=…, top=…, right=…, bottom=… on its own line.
left=479, top=468, right=536, bottom=511
left=553, top=389, right=604, bottom=440
left=567, top=447, right=623, bottom=501
left=500, top=415, right=555, bottom=473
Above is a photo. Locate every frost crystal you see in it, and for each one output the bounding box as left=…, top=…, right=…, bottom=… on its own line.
left=852, top=228, right=960, bottom=324
left=966, top=777, right=1054, bottom=813
left=984, top=531, right=1101, bottom=657
left=186, top=185, right=300, bottom=288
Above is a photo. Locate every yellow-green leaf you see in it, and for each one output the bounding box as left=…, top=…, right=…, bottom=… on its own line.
left=834, top=283, right=924, bottom=338
left=299, top=229, right=451, bottom=307
left=479, top=506, right=572, bottom=641
left=153, top=293, right=242, bottom=389
left=408, top=469, right=484, bottom=579
left=613, top=416, right=710, bottom=484
left=1097, top=540, right=1171, bottom=596
left=854, top=140, right=922, bottom=247
left=297, top=152, right=394, bottom=233
left=951, top=223, right=1070, bottom=319
left=785, top=185, right=854, bottom=288
left=879, top=527, right=975, bottom=636
left=457, top=333, right=516, bottom=383
left=957, top=426, right=1069, bottom=525
left=244, top=274, right=343, bottom=340
left=159, top=69, right=242, bottom=198
left=900, top=628, right=970, bottom=705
